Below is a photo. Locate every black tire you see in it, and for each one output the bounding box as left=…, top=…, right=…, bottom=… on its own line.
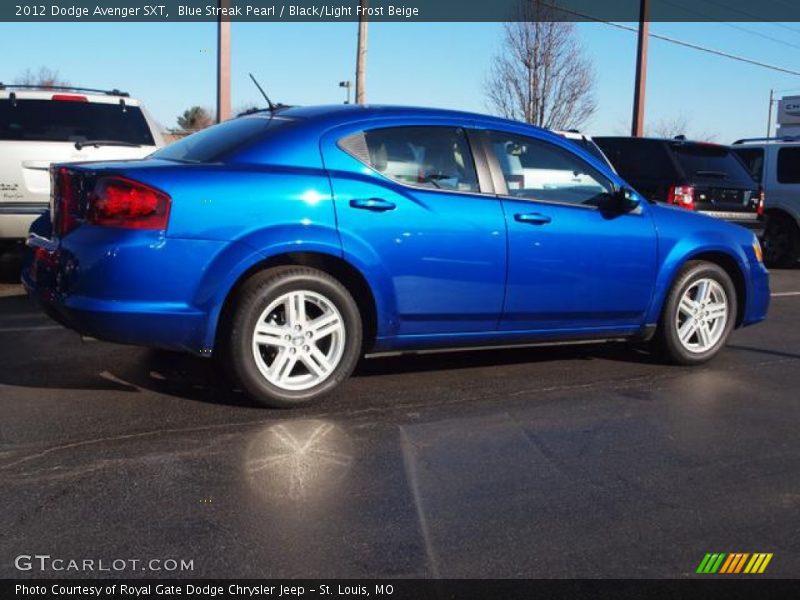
left=762, top=212, right=800, bottom=268
left=654, top=261, right=737, bottom=366
left=221, top=266, right=362, bottom=408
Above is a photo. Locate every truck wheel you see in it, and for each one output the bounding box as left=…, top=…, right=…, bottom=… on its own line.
left=763, top=213, right=800, bottom=268
left=223, top=266, right=362, bottom=408
left=655, top=261, right=737, bottom=365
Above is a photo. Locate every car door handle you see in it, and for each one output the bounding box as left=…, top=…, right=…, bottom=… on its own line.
left=349, top=198, right=396, bottom=212
left=514, top=212, right=551, bottom=225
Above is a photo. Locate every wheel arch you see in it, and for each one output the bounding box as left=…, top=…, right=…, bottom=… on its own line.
left=652, top=249, right=748, bottom=328
left=764, top=205, right=800, bottom=227
left=684, top=251, right=747, bottom=326
left=213, top=251, right=379, bottom=354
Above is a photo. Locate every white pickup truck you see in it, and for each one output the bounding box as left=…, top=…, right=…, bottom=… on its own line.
left=0, top=84, right=163, bottom=249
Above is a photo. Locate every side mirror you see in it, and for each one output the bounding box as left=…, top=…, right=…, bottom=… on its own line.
left=611, top=186, right=640, bottom=212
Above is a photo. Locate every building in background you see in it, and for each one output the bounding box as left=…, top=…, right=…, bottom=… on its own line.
left=777, top=96, right=800, bottom=138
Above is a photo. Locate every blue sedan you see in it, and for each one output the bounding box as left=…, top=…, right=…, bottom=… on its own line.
left=22, top=105, right=770, bottom=407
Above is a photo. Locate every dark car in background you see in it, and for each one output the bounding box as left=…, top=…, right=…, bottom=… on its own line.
left=595, top=136, right=763, bottom=231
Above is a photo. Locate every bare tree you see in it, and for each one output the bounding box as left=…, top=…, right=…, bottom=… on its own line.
left=234, top=102, right=260, bottom=116
left=15, top=67, right=70, bottom=88
left=485, top=0, right=596, bottom=130
left=177, top=106, right=215, bottom=131
left=649, top=114, right=690, bottom=139
left=649, top=113, right=717, bottom=142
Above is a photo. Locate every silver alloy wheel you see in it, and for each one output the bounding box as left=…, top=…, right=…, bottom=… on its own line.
left=675, top=278, right=729, bottom=354
left=251, top=290, right=346, bottom=391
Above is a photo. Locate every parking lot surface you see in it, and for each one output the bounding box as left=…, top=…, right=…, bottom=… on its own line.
left=1, top=261, right=799, bottom=578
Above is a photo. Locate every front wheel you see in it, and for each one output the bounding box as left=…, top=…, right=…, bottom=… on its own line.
left=222, top=266, right=362, bottom=408
left=655, top=261, right=737, bottom=365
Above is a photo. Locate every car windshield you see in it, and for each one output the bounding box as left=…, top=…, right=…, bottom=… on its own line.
left=153, top=115, right=295, bottom=163
left=671, top=143, right=755, bottom=185
left=0, top=98, right=155, bottom=145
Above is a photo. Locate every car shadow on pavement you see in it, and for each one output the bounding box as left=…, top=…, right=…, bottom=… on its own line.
left=0, top=288, right=662, bottom=408
left=354, top=341, right=661, bottom=378
left=118, top=342, right=663, bottom=407
left=727, top=344, right=800, bottom=361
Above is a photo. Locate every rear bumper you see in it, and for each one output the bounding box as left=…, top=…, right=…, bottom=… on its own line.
left=22, top=223, right=225, bottom=354
left=697, top=211, right=763, bottom=235
left=0, top=203, right=48, bottom=239
left=24, top=276, right=209, bottom=352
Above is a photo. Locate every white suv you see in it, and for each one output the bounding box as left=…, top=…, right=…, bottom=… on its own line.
left=732, top=137, right=800, bottom=266
left=554, top=129, right=617, bottom=173
left=0, top=84, right=163, bottom=246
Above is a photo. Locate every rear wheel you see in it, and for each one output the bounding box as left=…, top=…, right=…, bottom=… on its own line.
left=222, top=266, right=362, bottom=408
left=655, top=261, right=737, bottom=365
left=762, top=213, right=800, bottom=268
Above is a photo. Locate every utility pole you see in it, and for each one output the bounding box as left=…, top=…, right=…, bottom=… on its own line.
left=355, top=0, right=368, bottom=104
left=216, top=0, right=231, bottom=123
left=767, top=88, right=774, bottom=137
left=631, top=0, right=650, bottom=137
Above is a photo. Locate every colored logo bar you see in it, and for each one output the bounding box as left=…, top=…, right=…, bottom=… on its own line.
left=697, top=553, right=773, bottom=574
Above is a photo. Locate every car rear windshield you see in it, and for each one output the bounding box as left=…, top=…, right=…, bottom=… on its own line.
left=670, top=143, right=755, bottom=186
left=594, top=138, right=676, bottom=180
left=0, top=98, right=155, bottom=145
left=153, top=115, right=294, bottom=163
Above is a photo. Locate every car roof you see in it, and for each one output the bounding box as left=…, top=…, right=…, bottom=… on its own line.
left=595, top=135, right=729, bottom=146
left=553, top=129, right=593, bottom=140
left=272, top=103, right=545, bottom=131
left=731, top=139, right=800, bottom=146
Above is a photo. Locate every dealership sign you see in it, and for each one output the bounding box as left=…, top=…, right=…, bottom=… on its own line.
left=778, top=96, right=800, bottom=124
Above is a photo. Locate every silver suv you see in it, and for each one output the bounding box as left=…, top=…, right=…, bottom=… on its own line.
left=732, top=137, right=800, bottom=266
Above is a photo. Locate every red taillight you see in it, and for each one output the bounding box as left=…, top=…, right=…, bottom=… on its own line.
left=56, top=167, right=80, bottom=236
left=668, top=185, right=695, bottom=210
left=51, top=94, right=88, bottom=102
left=87, top=177, right=170, bottom=230
left=757, top=190, right=765, bottom=218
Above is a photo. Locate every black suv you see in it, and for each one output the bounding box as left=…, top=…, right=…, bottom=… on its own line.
left=594, top=136, right=763, bottom=231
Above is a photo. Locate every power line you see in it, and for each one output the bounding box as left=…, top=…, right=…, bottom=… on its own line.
left=611, top=22, right=800, bottom=76
left=658, top=0, right=800, bottom=52
left=693, top=0, right=800, bottom=36
left=546, top=3, right=800, bottom=77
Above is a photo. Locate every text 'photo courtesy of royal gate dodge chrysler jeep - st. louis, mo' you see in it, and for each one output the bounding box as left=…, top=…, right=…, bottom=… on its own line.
left=23, top=104, right=770, bottom=408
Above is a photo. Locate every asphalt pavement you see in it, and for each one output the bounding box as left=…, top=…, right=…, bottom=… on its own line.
left=1, top=257, right=799, bottom=579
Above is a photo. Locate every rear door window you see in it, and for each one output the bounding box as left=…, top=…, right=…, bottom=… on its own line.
left=731, top=147, right=765, bottom=182
left=0, top=98, right=155, bottom=145
left=777, top=147, right=800, bottom=184
left=339, top=126, right=479, bottom=193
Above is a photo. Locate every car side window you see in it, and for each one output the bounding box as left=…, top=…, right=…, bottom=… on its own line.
left=487, top=131, right=613, bottom=207
left=339, top=126, right=479, bottom=193
left=777, top=147, right=800, bottom=184
left=732, top=147, right=765, bottom=182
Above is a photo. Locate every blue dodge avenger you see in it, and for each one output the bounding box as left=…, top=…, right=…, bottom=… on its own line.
left=23, top=105, right=769, bottom=407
